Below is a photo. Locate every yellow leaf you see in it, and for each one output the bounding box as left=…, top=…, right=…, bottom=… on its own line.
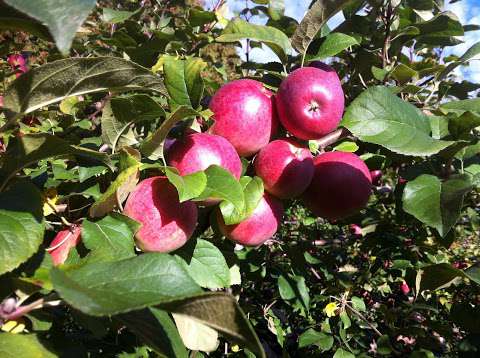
left=43, top=188, right=58, bottom=216
left=324, top=302, right=338, bottom=318
left=1, top=319, right=26, bottom=334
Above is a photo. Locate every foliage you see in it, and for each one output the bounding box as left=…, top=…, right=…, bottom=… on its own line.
left=0, top=0, right=480, bottom=356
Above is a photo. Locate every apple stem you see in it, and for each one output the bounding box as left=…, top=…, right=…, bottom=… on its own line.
left=314, top=128, right=350, bottom=149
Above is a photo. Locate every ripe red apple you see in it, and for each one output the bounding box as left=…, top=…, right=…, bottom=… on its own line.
left=370, top=170, right=382, bottom=186
left=167, top=132, right=242, bottom=179
left=275, top=64, right=344, bottom=140
left=123, top=176, right=198, bottom=252
left=217, top=193, right=284, bottom=246
left=303, top=151, right=372, bottom=220
left=254, top=138, right=314, bottom=199
left=47, top=224, right=82, bottom=266
left=209, top=79, right=277, bottom=157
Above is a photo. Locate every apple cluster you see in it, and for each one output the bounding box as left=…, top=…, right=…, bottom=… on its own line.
left=122, top=62, right=373, bottom=254
left=49, top=63, right=373, bottom=263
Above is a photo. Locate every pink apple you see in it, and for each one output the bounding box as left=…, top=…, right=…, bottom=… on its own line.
left=400, top=281, right=410, bottom=295
left=209, top=79, right=277, bottom=157
left=123, top=176, right=198, bottom=252
left=47, top=224, right=82, bottom=266
left=349, top=224, right=362, bottom=236
left=254, top=138, right=314, bottom=199
left=275, top=64, right=344, bottom=140
left=303, top=151, right=372, bottom=220
left=167, top=132, right=242, bottom=179
left=217, top=193, right=284, bottom=246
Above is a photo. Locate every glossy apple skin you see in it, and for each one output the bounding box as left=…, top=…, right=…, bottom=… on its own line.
left=123, top=176, right=198, bottom=253
left=47, top=224, right=82, bottom=266
left=276, top=65, right=344, bottom=140
left=209, top=79, right=277, bottom=157
left=254, top=138, right=314, bottom=199
left=217, top=193, right=284, bottom=246
left=167, top=132, right=242, bottom=179
left=303, top=152, right=372, bottom=220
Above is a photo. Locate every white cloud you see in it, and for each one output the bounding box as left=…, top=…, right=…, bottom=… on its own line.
left=444, top=0, right=480, bottom=82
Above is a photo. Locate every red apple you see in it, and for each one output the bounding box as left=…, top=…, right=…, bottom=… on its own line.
left=123, top=176, right=198, bottom=252
left=209, top=79, right=277, bottom=157
left=217, top=193, right=283, bottom=246
left=370, top=170, right=382, bottom=186
left=167, top=132, right=242, bottom=179
left=303, top=151, right=372, bottom=220
left=275, top=64, right=344, bottom=140
left=254, top=138, right=314, bottom=199
left=47, top=224, right=82, bottom=266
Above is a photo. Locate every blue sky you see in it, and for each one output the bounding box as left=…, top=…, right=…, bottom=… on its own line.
left=205, top=0, right=480, bottom=83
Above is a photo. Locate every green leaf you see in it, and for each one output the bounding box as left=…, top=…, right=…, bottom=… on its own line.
left=4, top=0, right=96, bottom=54
left=298, top=329, right=333, bottom=351
left=377, top=335, right=393, bottom=355
left=418, top=263, right=465, bottom=291
left=448, top=111, right=480, bottom=138
left=310, top=32, right=359, bottom=61
left=102, top=8, right=139, bottom=24
left=3, top=57, right=166, bottom=120
left=164, top=56, right=206, bottom=109
left=291, top=0, right=354, bottom=54
left=402, top=174, right=472, bottom=237
left=81, top=214, right=138, bottom=264
left=439, top=42, right=480, bottom=79
left=101, top=94, right=165, bottom=150
left=217, top=18, right=291, bottom=63
left=0, top=2, right=52, bottom=41
left=0, top=333, right=56, bottom=357
left=390, top=64, right=418, bottom=84
left=278, top=275, right=295, bottom=300
left=414, top=11, right=464, bottom=46
left=333, top=141, right=359, bottom=153
left=195, top=165, right=245, bottom=223
left=340, top=311, right=351, bottom=329
left=189, top=8, right=216, bottom=27
left=219, top=176, right=263, bottom=225
left=165, top=167, right=208, bottom=202
left=159, top=292, right=265, bottom=358
left=140, top=106, right=199, bottom=160
left=0, top=181, right=45, bottom=275
left=351, top=296, right=366, bottom=312
left=441, top=98, right=480, bottom=114
left=342, top=86, right=453, bottom=156
left=117, top=308, right=188, bottom=358
left=295, top=276, right=310, bottom=312
left=465, top=263, right=480, bottom=285
left=183, top=239, right=231, bottom=289
left=89, top=150, right=140, bottom=218
left=51, top=252, right=203, bottom=316
left=333, top=348, right=355, bottom=358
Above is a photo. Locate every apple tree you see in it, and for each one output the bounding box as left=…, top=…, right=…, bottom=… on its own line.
left=0, top=0, right=479, bottom=356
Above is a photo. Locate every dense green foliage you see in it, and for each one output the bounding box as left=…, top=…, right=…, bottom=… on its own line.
left=0, top=0, right=480, bottom=357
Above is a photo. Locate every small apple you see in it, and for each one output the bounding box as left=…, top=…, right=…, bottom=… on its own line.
left=303, top=151, right=372, bottom=220
left=47, top=224, right=82, bottom=266
left=370, top=170, right=382, bottom=186
left=400, top=281, right=410, bottom=295
left=275, top=64, right=344, bottom=140
left=209, top=79, right=277, bottom=157
left=124, top=176, right=198, bottom=252
left=217, top=193, right=283, bottom=246
left=349, top=224, right=362, bottom=236
left=167, top=132, right=242, bottom=179
left=254, top=138, right=314, bottom=199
